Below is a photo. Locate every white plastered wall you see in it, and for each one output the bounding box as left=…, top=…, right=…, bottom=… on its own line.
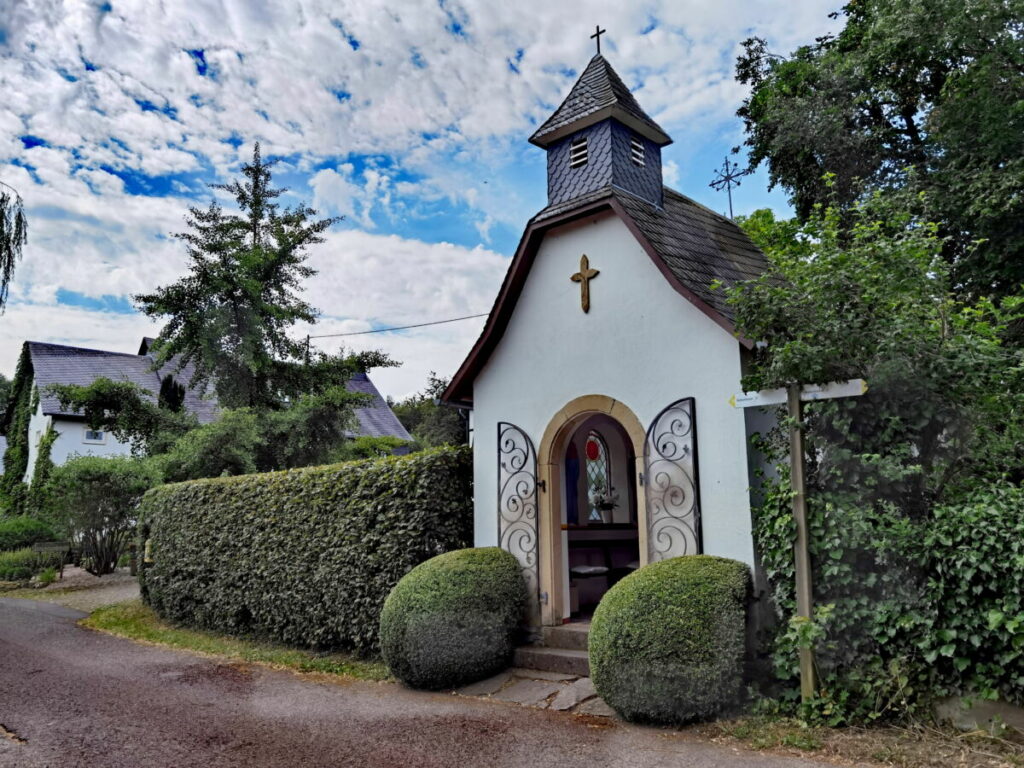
left=24, top=380, right=134, bottom=484
left=472, top=211, right=755, bottom=570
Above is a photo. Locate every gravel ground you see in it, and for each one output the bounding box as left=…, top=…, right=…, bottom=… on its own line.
left=6, top=566, right=140, bottom=612
left=0, top=598, right=837, bottom=768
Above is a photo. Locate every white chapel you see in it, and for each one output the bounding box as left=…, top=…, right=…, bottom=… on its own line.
left=443, top=51, right=770, bottom=628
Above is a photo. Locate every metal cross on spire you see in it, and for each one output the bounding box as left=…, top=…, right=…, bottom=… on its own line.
left=709, top=155, right=752, bottom=219
left=590, top=25, right=606, bottom=55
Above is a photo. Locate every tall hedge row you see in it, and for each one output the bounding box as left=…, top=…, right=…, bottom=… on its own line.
left=139, top=445, right=472, bottom=653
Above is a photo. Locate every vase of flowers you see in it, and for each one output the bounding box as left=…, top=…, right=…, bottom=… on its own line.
left=588, top=483, right=619, bottom=523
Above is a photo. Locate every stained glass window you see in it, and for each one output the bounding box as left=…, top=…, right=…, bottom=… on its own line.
left=584, top=430, right=611, bottom=522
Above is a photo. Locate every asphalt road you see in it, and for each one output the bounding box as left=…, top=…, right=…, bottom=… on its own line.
left=0, top=598, right=831, bottom=768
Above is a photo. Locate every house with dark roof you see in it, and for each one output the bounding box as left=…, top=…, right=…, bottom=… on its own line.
left=9, top=338, right=409, bottom=483
left=443, top=52, right=771, bottom=630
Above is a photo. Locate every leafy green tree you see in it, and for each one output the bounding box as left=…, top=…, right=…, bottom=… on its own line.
left=728, top=189, right=1024, bottom=720
left=47, top=378, right=196, bottom=455
left=256, top=386, right=369, bottom=471
left=0, top=347, right=35, bottom=513
left=335, top=435, right=412, bottom=462
left=736, top=0, right=1024, bottom=297
left=0, top=180, right=28, bottom=312
left=45, top=456, right=160, bottom=576
left=135, top=143, right=392, bottom=408
left=157, top=410, right=261, bottom=482
left=0, top=373, right=11, bottom=415
left=390, top=374, right=467, bottom=448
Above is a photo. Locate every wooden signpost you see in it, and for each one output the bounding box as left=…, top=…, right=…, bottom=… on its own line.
left=731, top=378, right=868, bottom=702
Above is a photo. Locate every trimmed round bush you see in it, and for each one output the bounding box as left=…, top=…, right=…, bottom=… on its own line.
left=0, top=516, right=56, bottom=552
left=589, top=555, right=750, bottom=724
left=380, top=547, right=527, bottom=690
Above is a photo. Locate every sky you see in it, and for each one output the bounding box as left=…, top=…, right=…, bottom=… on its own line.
left=0, top=0, right=840, bottom=400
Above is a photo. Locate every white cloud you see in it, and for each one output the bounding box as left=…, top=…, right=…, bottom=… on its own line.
left=0, top=0, right=841, bottom=398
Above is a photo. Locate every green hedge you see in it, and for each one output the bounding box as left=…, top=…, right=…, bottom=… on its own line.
left=589, top=555, right=750, bottom=724
left=0, top=547, right=59, bottom=581
left=139, top=445, right=472, bottom=653
left=0, top=516, right=56, bottom=552
left=380, top=547, right=526, bottom=689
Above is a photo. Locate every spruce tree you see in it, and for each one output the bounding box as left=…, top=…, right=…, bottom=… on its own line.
left=135, top=144, right=380, bottom=408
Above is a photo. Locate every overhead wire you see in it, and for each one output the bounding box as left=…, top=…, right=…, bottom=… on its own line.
left=306, top=312, right=488, bottom=340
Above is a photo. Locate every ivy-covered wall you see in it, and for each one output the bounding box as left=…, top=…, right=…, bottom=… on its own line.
left=0, top=344, right=34, bottom=513
left=139, top=445, right=473, bottom=653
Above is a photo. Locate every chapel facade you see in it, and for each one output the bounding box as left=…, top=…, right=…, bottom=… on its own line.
left=444, top=52, right=770, bottom=628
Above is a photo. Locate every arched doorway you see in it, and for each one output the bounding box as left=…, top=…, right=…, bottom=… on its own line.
left=562, top=415, right=640, bottom=617
left=537, top=396, right=648, bottom=626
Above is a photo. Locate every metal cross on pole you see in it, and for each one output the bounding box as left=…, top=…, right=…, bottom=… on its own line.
left=730, top=377, right=869, bottom=702
left=590, top=25, right=606, bottom=55
left=709, top=156, right=752, bottom=219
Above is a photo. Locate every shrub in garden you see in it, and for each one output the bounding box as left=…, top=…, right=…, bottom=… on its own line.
left=140, top=445, right=472, bottom=653
left=0, top=515, right=56, bottom=551
left=46, top=455, right=160, bottom=575
left=379, top=547, right=526, bottom=689
left=0, top=547, right=59, bottom=581
left=589, top=555, right=750, bottom=724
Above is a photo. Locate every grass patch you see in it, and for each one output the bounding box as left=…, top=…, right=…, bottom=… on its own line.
left=82, top=600, right=389, bottom=682
left=718, top=717, right=823, bottom=751
left=700, top=716, right=1024, bottom=767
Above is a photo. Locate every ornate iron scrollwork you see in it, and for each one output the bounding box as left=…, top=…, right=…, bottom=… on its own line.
left=644, top=398, right=702, bottom=561
left=498, top=422, right=539, bottom=611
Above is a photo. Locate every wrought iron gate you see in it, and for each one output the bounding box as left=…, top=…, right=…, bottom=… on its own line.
left=497, top=422, right=539, bottom=613
left=643, top=398, right=702, bottom=561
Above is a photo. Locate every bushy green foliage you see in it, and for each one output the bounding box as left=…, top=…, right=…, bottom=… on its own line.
left=917, top=485, right=1024, bottom=703
left=336, top=435, right=411, bottom=461
left=0, top=547, right=58, bottom=581
left=158, top=409, right=261, bottom=482
left=589, top=556, right=751, bottom=724
left=731, top=192, right=1024, bottom=722
left=0, top=346, right=34, bottom=513
left=390, top=373, right=467, bottom=447
left=47, top=456, right=160, bottom=576
left=48, top=378, right=196, bottom=455
left=140, top=445, right=472, bottom=653
left=736, top=0, right=1024, bottom=298
left=255, top=387, right=369, bottom=470
left=0, top=516, right=56, bottom=552
left=379, top=547, right=526, bottom=689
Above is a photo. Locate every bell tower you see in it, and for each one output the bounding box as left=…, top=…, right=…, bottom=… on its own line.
left=529, top=52, right=672, bottom=209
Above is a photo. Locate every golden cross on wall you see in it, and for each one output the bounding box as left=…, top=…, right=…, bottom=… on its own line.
left=570, top=254, right=599, bottom=313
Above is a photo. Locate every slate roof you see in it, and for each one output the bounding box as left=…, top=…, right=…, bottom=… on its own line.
left=346, top=372, right=413, bottom=441
left=442, top=184, right=768, bottom=405
left=534, top=185, right=768, bottom=323
left=529, top=55, right=671, bottom=148
left=26, top=341, right=411, bottom=442
left=28, top=341, right=220, bottom=424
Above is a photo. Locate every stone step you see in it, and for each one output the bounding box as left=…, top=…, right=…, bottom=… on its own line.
left=513, top=646, right=590, bottom=678
left=541, top=623, right=590, bottom=651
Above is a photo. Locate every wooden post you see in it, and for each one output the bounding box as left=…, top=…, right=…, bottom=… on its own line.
left=787, top=384, right=817, bottom=701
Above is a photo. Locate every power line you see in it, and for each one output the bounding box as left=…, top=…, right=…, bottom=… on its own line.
left=307, top=312, right=488, bottom=340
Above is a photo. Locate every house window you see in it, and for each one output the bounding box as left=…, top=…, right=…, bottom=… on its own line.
left=569, top=137, right=588, bottom=168
left=630, top=135, right=645, bottom=167
left=584, top=430, right=612, bottom=522
left=83, top=429, right=106, bottom=444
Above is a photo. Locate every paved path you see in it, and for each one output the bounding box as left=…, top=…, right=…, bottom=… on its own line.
left=0, top=598, right=834, bottom=768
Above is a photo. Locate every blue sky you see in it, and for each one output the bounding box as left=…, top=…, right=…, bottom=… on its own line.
left=0, top=0, right=838, bottom=398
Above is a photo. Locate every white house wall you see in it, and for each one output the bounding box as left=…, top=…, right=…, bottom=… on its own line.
left=24, top=381, right=134, bottom=483
left=472, top=211, right=756, bottom=567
